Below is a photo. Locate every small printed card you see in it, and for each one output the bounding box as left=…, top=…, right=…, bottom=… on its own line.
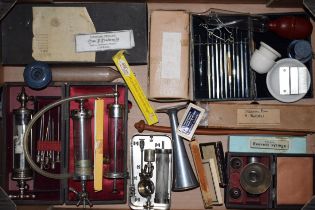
left=176, top=103, right=205, bottom=141
left=75, top=30, right=135, bottom=52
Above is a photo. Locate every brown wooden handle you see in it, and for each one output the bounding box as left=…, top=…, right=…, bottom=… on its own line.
left=134, top=120, right=309, bottom=136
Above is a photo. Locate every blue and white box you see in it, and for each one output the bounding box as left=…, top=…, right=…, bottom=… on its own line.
left=228, top=135, right=307, bottom=154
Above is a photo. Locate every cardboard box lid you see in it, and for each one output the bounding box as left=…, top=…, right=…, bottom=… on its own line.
left=149, top=10, right=190, bottom=101
left=1, top=2, right=147, bottom=65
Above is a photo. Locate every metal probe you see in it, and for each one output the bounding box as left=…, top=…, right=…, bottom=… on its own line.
left=211, top=38, right=215, bottom=98
left=36, top=115, right=43, bottom=164
left=227, top=43, right=232, bottom=98
left=223, top=35, right=228, bottom=98
left=236, top=29, right=241, bottom=98
left=219, top=38, right=224, bottom=98
left=240, top=32, right=245, bottom=98
left=244, top=37, right=249, bottom=97
left=232, top=40, right=236, bottom=98
left=215, top=37, right=220, bottom=99
left=207, top=36, right=211, bottom=99
left=198, top=35, right=204, bottom=89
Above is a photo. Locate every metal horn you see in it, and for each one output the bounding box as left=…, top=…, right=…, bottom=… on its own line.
left=156, top=104, right=199, bottom=191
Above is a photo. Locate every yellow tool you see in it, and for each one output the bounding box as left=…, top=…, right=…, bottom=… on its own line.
left=113, top=50, right=158, bottom=125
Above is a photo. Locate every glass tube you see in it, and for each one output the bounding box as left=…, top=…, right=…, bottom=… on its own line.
left=71, top=99, right=93, bottom=180
left=105, top=101, right=124, bottom=178
left=11, top=87, right=34, bottom=198
left=12, top=108, right=33, bottom=182
left=154, top=149, right=172, bottom=204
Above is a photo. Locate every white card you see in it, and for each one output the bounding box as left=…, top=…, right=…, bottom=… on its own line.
left=75, top=30, right=135, bottom=52
left=299, top=67, right=308, bottom=94
left=290, top=67, right=299, bottom=95
left=176, top=103, right=205, bottom=141
left=161, top=32, right=182, bottom=80
left=279, top=67, right=290, bottom=95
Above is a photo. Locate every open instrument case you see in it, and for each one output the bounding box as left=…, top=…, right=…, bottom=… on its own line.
left=0, top=82, right=129, bottom=206
left=64, top=82, right=128, bottom=205
left=0, top=83, right=65, bottom=204
left=225, top=152, right=315, bottom=209
left=190, top=10, right=313, bottom=101
left=129, top=134, right=173, bottom=210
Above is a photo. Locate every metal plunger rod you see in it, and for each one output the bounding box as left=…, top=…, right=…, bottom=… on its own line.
left=134, top=120, right=308, bottom=136
left=112, top=85, right=120, bottom=193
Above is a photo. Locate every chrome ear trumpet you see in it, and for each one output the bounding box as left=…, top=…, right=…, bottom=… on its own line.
left=156, top=104, right=199, bottom=191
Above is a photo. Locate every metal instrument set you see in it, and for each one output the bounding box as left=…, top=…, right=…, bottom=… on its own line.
left=195, top=17, right=250, bottom=100
left=130, top=135, right=173, bottom=210
left=36, top=108, right=61, bottom=170
left=3, top=85, right=128, bottom=208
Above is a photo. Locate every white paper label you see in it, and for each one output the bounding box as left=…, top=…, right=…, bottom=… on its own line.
left=14, top=126, right=25, bottom=154
left=237, top=108, right=280, bottom=125
left=279, top=67, right=290, bottom=95
left=118, top=59, right=130, bottom=76
left=299, top=67, right=308, bottom=94
left=161, top=32, right=182, bottom=80
left=75, top=30, right=135, bottom=52
left=250, top=138, right=289, bottom=150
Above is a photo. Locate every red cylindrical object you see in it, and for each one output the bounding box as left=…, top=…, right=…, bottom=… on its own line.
left=267, top=16, right=313, bottom=40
